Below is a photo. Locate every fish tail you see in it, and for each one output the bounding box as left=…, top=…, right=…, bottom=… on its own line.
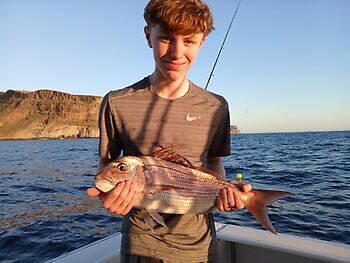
left=243, top=189, right=291, bottom=234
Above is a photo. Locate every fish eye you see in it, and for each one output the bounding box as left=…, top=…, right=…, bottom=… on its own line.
left=117, top=163, right=128, bottom=172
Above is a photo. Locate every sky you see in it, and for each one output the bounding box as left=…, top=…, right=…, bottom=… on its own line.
left=0, top=0, right=349, bottom=133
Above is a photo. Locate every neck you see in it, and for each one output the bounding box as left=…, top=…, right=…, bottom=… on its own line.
left=149, top=72, right=189, bottom=99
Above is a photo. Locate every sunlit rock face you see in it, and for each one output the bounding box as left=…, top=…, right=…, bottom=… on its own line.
left=0, top=89, right=102, bottom=139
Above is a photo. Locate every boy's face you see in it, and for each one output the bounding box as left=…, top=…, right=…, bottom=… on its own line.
left=145, top=25, right=205, bottom=82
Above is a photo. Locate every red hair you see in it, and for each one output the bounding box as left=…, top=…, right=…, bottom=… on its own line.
left=144, top=0, right=214, bottom=36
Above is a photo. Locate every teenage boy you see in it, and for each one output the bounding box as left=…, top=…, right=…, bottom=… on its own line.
left=87, top=0, right=251, bottom=262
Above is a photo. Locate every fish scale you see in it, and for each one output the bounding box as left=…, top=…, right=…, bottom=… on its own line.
left=139, top=162, right=230, bottom=214
left=142, top=157, right=234, bottom=189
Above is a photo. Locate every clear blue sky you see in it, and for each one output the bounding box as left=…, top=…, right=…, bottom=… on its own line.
left=0, top=0, right=349, bottom=133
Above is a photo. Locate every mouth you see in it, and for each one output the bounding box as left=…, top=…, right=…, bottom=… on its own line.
left=95, top=178, right=116, bottom=193
left=164, top=60, right=186, bottom=70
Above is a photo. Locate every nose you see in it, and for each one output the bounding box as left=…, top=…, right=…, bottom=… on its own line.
left=168, top=40, right=184, bottom=59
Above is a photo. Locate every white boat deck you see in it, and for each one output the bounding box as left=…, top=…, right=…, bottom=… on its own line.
left=215, top=223, right=350, bottom=263
left=49, top=223, right=350, bottom=263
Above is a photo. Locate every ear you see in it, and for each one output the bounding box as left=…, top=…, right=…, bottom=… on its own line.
left=200, top=36, right=206, bottom=47
left=144, top=26, right=152, bottom=48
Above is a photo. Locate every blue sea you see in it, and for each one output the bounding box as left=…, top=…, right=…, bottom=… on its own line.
left=0, top=131, right=349, bottom=262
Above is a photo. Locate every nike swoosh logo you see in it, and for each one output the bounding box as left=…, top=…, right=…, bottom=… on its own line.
left=186, top=114, right=201, bottom=122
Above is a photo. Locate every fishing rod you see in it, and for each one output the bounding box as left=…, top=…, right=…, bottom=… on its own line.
left=205, top=0, right=243, bottom=90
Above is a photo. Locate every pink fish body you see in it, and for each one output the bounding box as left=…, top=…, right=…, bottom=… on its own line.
left=95, top=148, right=291, bottom=233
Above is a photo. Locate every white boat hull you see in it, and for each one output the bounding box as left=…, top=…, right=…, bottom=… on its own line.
left=49, top=223, right=350, bottom=263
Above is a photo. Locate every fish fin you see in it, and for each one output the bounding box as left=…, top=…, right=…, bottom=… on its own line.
left=151, top=146, right=224, bottom=179
left=151, top=146, right=196, bottom=168
left=144, top=213, right=157, bottom=233
left=146, top=209, right=167, bottom=228
left=244, top=189, right=292, bottom=234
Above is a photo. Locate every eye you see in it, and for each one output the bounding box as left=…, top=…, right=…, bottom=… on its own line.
left=159, top=36, right=171, bottom=43
left=117, top=163, right=128, bottom=172
left=185, top=40, right=196, bottom=45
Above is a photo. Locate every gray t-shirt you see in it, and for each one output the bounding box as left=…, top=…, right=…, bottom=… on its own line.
left=98, top=77, right=231, bottom=262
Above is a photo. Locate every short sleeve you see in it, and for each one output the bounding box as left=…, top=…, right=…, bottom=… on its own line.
left=208, top=99, right=231, bottom=157
left=98, top=93, right=123, bottom=160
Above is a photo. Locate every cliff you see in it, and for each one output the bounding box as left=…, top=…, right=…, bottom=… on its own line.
left=0, top=89, right=102, bottom=139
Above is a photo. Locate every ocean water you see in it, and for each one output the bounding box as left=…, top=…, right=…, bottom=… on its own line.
left=0, top=131, right=349, bottom=262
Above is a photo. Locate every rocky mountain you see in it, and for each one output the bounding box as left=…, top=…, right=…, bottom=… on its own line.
left=0, top=89, right=102, bottom=139
left=230, top=125, right=240, bottom=134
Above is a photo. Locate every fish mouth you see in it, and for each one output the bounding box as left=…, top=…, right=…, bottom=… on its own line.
left=95, top=178, right=116, bottom=193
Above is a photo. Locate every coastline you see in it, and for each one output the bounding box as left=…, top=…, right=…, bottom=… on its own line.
left=0, top=130, right=348, bottom=141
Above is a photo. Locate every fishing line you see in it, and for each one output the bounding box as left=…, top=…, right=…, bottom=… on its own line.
left=205, top=0, right=243, bottom=90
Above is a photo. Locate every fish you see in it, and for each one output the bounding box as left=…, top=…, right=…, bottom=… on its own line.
left=94, top=147, right=291, bottom=234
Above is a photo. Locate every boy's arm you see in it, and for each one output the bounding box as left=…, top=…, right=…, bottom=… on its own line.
left=207, top=156, right=252, bottom=211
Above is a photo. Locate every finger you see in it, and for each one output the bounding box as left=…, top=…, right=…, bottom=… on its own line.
left=119, top=191, right=137, bottom=215
left=107, top=181, right=134, bottom=214
left=242, top=183, right=252, bottom=192
left=221, top=188, right=228, bottom=208
left=103, top=181, right=126, bottom=209
left=234, top=191, right=244, bottom=209
left=232, top=181, right=244, bottom=191
left=221, top=188, right=230, bottom=210
left=226, top=188, right=235, bottom=208
left=216, top=190, right=225, bottom=211
left=232, top=181, right=252, bottom=193
left=86, top=187, right=101, bottom=197
left=116, top=181, right=136, bottom=214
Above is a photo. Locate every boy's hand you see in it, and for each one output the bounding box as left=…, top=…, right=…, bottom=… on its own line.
left=216, top=183, right=252, bottom=211
left=86, top=180, right=143, bottom=215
